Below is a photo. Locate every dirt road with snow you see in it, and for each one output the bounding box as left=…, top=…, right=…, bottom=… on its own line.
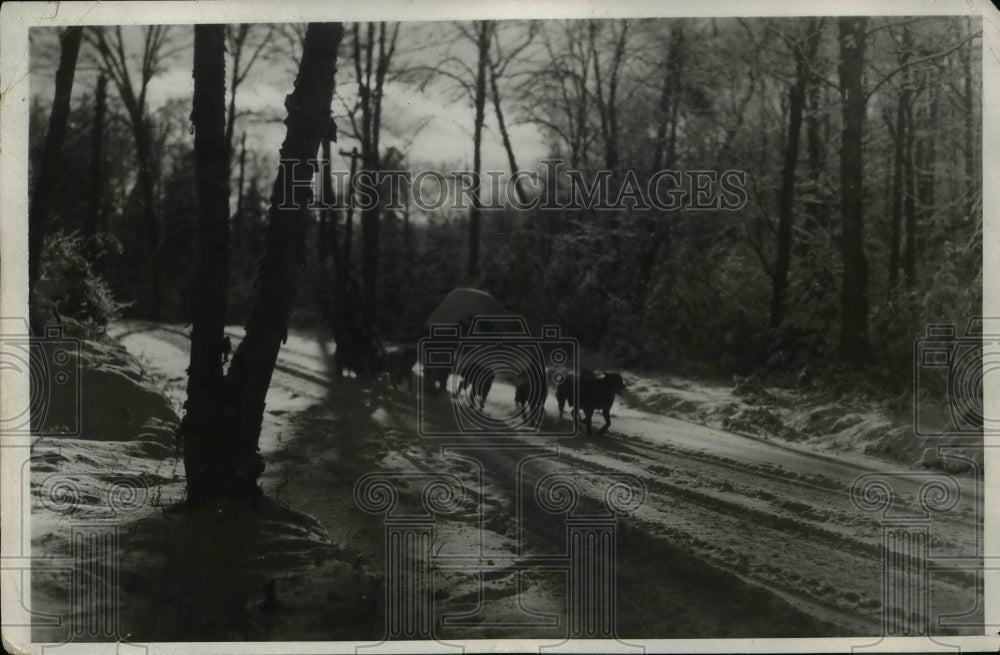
left=109, top=321, right=983, bottom=640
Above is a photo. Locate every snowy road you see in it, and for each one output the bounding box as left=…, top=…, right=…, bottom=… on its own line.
left=111, top=321, right=983, bottom=639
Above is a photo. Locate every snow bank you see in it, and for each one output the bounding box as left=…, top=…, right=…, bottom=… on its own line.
left=621, top=371, right=981, bottom=472
left=43, top=337, right=179, bottom=446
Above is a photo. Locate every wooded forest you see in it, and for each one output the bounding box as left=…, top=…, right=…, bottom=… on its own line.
left=29, top=16, right=982, bottom=459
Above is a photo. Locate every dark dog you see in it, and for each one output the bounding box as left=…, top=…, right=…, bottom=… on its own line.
left=556, top=369, right=595, bottom=419
left=456, top=359, right=494, bottom=410
left=423, top=368, right=450, bottom=397
left=382, top=345, right=417, bottom=390
left=557, top=371, right=625, bottom=434
left=514, top=368, right=547, bottom=417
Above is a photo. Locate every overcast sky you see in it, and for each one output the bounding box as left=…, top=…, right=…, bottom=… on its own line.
left=29, top=23, right=550, bottom=178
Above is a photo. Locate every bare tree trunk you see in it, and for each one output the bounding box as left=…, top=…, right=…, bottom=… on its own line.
left=320, top=136, right=344, bottom=320
left=804, top=77, right=827, bottom=234
left=184, top=24, right=232, bottom=507
left=86, top=72, right=108, bottom=266
left=770, top=19, right=822, bottom=329
left=341, top=147, right=360, bottom=276
left=837, top=17, right=869, bottom=364
left=915, top=67, right=937, bottom=259
left=635, top=23, right=683, bottom=315
left=234, top=132, right=247, bottom=246
left=220, top=22, right=344, bottom=505
left=135, top=119, right=164, bottom=318
left=961, top=23, right=976, bottom=222
left=651, top=24, right=683, bottom=173
left=902, top=88, right=917, bottom=289
left=225, top=25, right=245, bottom=163
left=605, top=22, right=627, bottom=171
left=887, top=38, right=910, bottom=290
left=319, top=139, right=331, bottom=267
left=488, top=51, right=527, bottom=206
left=29, top=26, right=83, bottom=320
left=589, top=20, right=628, bottom=171
left=354, top=21, right=396, bottom=325
left=468, top=20, right=490, bottom=280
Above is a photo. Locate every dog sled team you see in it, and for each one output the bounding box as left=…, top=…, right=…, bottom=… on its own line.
left=331, top=287, right=627, bottom=434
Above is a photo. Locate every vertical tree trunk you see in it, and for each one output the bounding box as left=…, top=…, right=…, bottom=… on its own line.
left=837, top=17, right=869, bottom=364
left=651, top=24, right=684, bottom=174
left=914, top=69, right=937, bottom=262
left=86, top=72, right=108, bottom=265
left=887, top=61, right=908, bottom=290
left=589, top=19, right=627, bottom=172
left=901, top=90, right=917, bottom=288
left=318, top=138, right=331, bottom=266
left=225, top=25, right=246, bottom=165
left=605, top=22, right=627, bottom=172
left=635, top=23, right=683, bottom=316
left=320, top=137, right=343, bottom=296
left=354, top=21, right=395, bottom=326
left=488, top=53, right=527, bottom=206
left=317, top=137, right=341, bottom=329
left=961, top=24, right=976, bottom=222
left=133, top=118, right=164, bottom=317
left=804, top=76, right=826, bottom=233
left=770, top=19, right=822, bottom=329
left=28, top=26, right=83, bottom=316
left=468, top=20, right=490, bottom=280
left=184, top=24, right=232, bottom=507
left=342, top=147, right=359, bottom=276
left=234, top=132, right=247, bottom=246
left=220, top=22, right=344, bottom=504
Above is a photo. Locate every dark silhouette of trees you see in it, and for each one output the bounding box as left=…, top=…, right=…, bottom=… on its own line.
left=487, top=22, right=536, bottom=207
left=836, top=17, right=870, bottom=363
left=184, top=22, right=345, bottom=506
left=85, top=72, right=108, bottom=267
left=349, top=22, right=398, bottom=326
left=87, top=26, right=179, bottom=318
left=589, top=19, right=629, bottom=171
left=184, top=24, right=232, bottom=506
left=769, top=18, right=823, bottom=329
left=29, top=26, right=83, bottom=326
left=467, top=20, right=491, bottom=279
left=887, top=26, right=912, bottom=291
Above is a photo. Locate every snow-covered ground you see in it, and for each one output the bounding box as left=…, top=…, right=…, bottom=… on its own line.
left=27, top=321, right=984, bottom=641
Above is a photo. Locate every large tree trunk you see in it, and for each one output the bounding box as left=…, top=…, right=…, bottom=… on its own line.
left=468, top=21, right=490, bottom=280
left=184, top=24, right=232, bottom=507
left=769, top=19, right=822, bottom=329
left=210, top=23, right=344, bottom=506
left=836, top=17, right=870, bottom=364
left=28, top=26, right=83, bottom=320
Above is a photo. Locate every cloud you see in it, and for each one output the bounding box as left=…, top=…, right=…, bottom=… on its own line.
left=146, top=67, right=193, bottom=111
